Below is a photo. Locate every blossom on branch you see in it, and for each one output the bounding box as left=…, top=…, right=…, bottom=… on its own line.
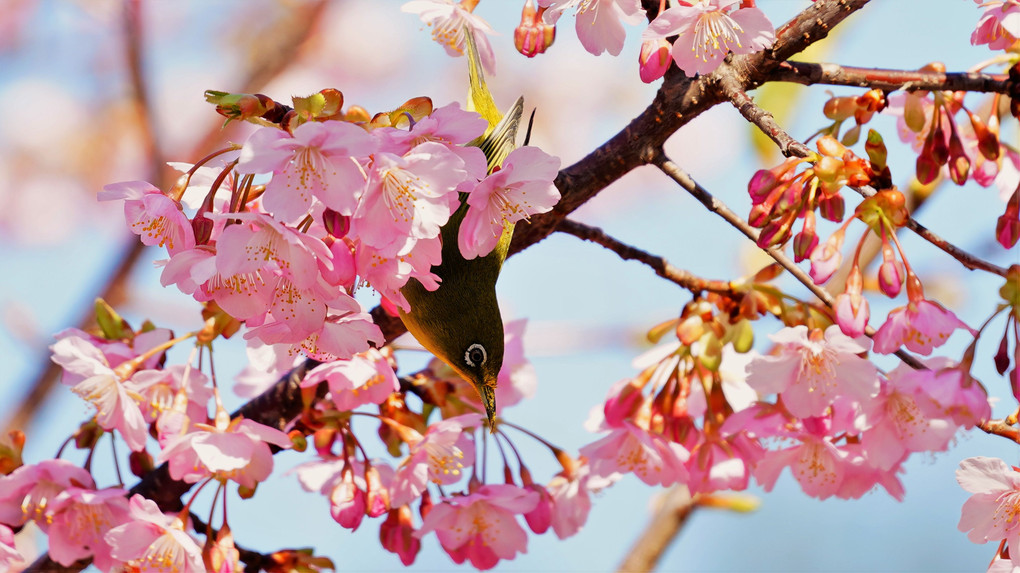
left=105, top=494, right=204, bottom=573
left=539, top=0, right=645, bottom=56
left=642, top=0, right=774, bottom=76
left=957, top=456, right=1020, bottom=567
left=402, top=0, right=498, bottom=74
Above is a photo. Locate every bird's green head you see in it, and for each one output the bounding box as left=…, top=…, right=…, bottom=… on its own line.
left=442, top=327, right=504, bottom=432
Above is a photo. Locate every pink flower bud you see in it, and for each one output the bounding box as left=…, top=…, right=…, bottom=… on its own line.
left=818, top=193, right=845, bottom=222
left=834, top=292, right=869, bottom=338
left=878, top=259, right=904, bottom=298
left=997, top=190, right=1020, bottom=249
left=793, top=229, right=818, bottom=263
left=638, top=38, right=672, bottom=83
left=809, top=232, right=844, bottom=284
left=947, top=132, right=971, bottom=185
left=323, top=208, right=350, bottom=238
left=515, top=1, right=555, bottom=57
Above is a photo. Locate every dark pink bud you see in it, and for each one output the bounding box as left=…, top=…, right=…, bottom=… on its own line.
left=878, top=259, right=904, bottom=297
left=192, top=213, right=214, bottom=245
left=817, top=193, right=845, bottom=222
left=792, top=230, right=818, bottom=263
left=323, top=208, right=350, bottom=238
left=638, top=38, right=671, bottom=83
left=996, top=188, right=1020, bottom=249
left=995, top=332, right=1011, bottom=376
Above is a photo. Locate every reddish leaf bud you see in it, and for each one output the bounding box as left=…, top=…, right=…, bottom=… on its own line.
left=915, top=145, right=941, bottom=185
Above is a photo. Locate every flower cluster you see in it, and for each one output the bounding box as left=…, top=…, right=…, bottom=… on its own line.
left=103, top=92, right=559, bottom=363
left=403, top=0, right=777, bottom=79
left=578, top=317, right=991, bottom=502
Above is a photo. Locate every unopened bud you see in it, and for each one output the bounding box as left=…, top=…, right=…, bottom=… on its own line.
left=878, top=259, right=904, bottom=297
left=129, top=450, right=155, bottom=478
left=816, top=135, right=849, bottom=158
left=823, top=96, right=857, bottom=121
left=192, top=213, right=214, bottom=245
left=817, top=193, right=845, bottom=222
left=322, top=208, right=350, bottom=238
left=996, top=189, right=1020, bottom=249
left=638, top=38, right=672, bottom=83
left=792, top=229, right=818, bottom=263
left=947, top=132, right=971, bottom=185
left=515, top=1, right=555, bottom=58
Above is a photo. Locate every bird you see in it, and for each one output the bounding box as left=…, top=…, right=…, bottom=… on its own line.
left=398, top=30, right=524, bottom=432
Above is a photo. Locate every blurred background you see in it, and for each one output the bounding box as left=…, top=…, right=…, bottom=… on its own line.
left=0, top=0, right=1017, bottom=571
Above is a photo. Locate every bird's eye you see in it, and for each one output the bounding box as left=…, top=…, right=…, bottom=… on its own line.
left=465, top=343, right=487, bottom=368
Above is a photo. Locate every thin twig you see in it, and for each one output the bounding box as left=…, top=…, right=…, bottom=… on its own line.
left=771, top=60, right=1019, bottom=96
left=979, top=419, right=1020, bottom=443
left=555, top=219, right=736, bottom=294
left=653, top=151, right=926, bottom=371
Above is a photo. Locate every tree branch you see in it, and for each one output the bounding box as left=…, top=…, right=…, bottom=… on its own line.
left=555, top=219, right=737, bottom=294
left=770, top=60, right=1019, bottom=96
left=616, top=486, right=699, bottom=573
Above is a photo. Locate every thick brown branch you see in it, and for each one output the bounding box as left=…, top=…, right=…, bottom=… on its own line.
left=771, top=61, right=1019, bottom=96
left=556, top=218, right=735, bottom=294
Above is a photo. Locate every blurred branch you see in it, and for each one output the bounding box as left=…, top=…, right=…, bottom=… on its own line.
left=771, top=61, right=1019, bottom=96
left=3, top=0, right=331, bottom=438
left=979, top=419, right=1020, bottom=443
left=616, top=486, right=699, bottom=573
left=556, top=218, right=736, bottom=294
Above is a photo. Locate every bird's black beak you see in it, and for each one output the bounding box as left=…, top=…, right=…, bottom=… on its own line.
left=478, top=382, right=497, bottom=433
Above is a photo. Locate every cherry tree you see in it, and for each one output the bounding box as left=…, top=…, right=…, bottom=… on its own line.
left=0, top=0, right=1017, bottom=571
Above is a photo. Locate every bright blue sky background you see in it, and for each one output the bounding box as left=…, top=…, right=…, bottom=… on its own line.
left=0, top=1, right=1017, bottom=571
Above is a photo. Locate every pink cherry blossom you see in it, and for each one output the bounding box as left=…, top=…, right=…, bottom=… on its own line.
left=300, top=348, right=399, bottom=411
left=545, top=462, right=601, bottom=540
left=329, top=465, right=367, bottom=530
left=808, top=228, right=844, bottom=284
left=352, top=142, right=467, bottom=256
left=0, top=459, right=95, bottom=528
left=459, top=146, right=561, bottom=260
left=642, top=0, right=774, bottom=77
left=754, top=431, right=848, bottom=499
left=402, top=0, right=498, bottom=75
left=580, top=421, right=690, bottom=486
left=157, top=416, right=292, bottom=489
left=353, top=235, right=442, bottom=312
left=540, top=0, right=646, bottom=56
left=957, top=456, right=1020, bottom=567
left=236, top=120, right=377, bottom=222
left=105, top=494, right=204, bottom=573
left=859, top=367, right=956, bottom=471
left=416, top=484, right=539, bottom=570
left=833, top=291, right=870, bottom=338
left=47, top=486, right=130, bottom=570
left=49, top=334, right=149, bottom=451
left=381, top=103, right=489, bottom=177
left=970, top=0, right=1020, bottom=50
left=745, top=325, right=879, bottom=419
left=685, top=432, right=762, bottom=494
left=160, top=245, right=217, bottom=296
left=687, top=344, right=758, bottom=417
left=0, top=523, right=23, bottom=570
left=916, top=360, right=992, bottom=429
left=390, top=414, right=480, bottom=507
left=131, top=365, right=212, bottom=427
left=99, top=180, right=196, bottom=255
left=872, top=298, right=974, bottom=355
left=290, top=294, right=385, bottom=361
left=380, top=506, right=421, bottom=566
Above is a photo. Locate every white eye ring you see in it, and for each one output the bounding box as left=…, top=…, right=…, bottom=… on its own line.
left=465, top=343, right=487, bottom=368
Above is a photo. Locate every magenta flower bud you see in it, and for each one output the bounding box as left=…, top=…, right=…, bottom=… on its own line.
left=638, top=38, right=671, bottom=83
left=878, top=259, right=904, bottom=298
left=834, top=292, right=869, bottom=338
left=191, top=213, right=214, bottom=245
left=995, top=332, right=1011, bottom=375
left=322, top=208, right=350, bottom=238
left=748, top=168, right=779, bottom=205
left=817, top=193, right=845, bottom=222
left=947, top=133, right=971, bottom=185
left=792, top=229, right=818, bottom=263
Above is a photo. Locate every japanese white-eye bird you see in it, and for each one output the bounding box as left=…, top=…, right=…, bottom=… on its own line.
left=398, top=31, right=523, bottom=432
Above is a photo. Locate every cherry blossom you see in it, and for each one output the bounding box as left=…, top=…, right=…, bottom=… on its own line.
left=580, top=421, right=690, bottom=486
left=131, top=365, right=212, bottom=427
left=157, top=412, right=292, bottom=489
left=872, top=297, right=974, bottom=355
left=99, top=181, right=196, bottom=255
left=540, top=0, right=646, bottom=57
left=402, top=0, right=498, bottom=75
left=352, top=142, right=468, bottom=256
left=0, top=459, right=95, bottom=528
left=105, top=494, right=204, bottom=573
left=970, top=0, right=1020, bottom=50
left=858, top=366, right=956, bottom=471
left=390, top=414, right=480, bottom=507
left=0, top=524, right=23, bottom=570
left=745, top=325, right=879, bottom=419
left=459, top=146, right=561, bottom=260
left=643, top=0, right=775, bottom=77
left=416, top=484, right=539, bottom=570
left=353, top=235, right=442, bottom=312
left=380, top=506, right=421, bottom=565
left=236, top=120, right=377, bottom=222
left=957, top=456, right=1020, bottom=567
left=49, top=334, right=149, bottom=452
left=46, top=486, right=130, bottom=570
left=299, top=348, right=399, bottom=411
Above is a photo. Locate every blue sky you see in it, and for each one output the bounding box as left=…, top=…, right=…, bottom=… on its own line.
left=0, top=1, right=1017, bottom=571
